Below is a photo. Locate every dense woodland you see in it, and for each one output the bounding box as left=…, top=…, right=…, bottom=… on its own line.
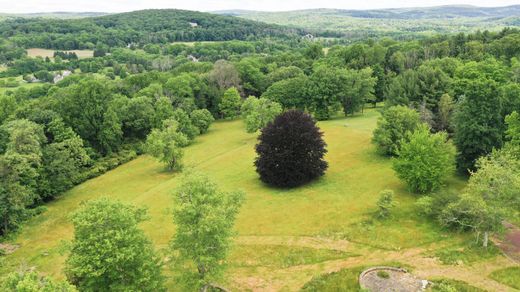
left=0, top=8, right=519, bottom=291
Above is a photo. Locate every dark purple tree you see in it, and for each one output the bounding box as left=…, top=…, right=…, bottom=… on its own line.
left=255, top=110, right=328, bottom=188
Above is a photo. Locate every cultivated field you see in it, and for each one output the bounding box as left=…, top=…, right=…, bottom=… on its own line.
left=2, top=110, right=516, bottom=291
left=26, top=48, right=94, bottom=59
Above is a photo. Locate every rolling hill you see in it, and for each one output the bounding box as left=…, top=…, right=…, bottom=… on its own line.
left=0, top=9, right=305, bottom=49
left=215, top=5, right=520, bottom=38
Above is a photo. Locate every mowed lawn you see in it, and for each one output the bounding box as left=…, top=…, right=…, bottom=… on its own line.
left=1, top=109, right=472, bottom=290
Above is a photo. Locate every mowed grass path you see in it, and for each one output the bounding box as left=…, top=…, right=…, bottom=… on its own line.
left=3, top=109, right=485, bottom=290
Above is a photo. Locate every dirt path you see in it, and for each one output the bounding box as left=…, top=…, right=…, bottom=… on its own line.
left=232, top=235, right=519, bottom=291
left=494, top=222, right=520, bottom=263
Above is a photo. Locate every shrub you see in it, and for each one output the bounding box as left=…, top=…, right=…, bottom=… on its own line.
left=255, top=110, right=328, bottom=188
left=372, top=105, right=422, bottom=156
left=376, top=190, right=395, bottom=219
left=2, top=270, right=77, bottom=291
left=377, top=270, right=390, bottom=279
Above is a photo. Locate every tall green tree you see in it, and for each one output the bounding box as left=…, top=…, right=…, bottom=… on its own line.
left=65, top=198, right=165, bottom=291
left=219, top=87, right=242, bottom=119
left=453, top=78, right=503, bottom=172
left=55, top=77, right=122, bottom=154
left=172, top=172, right=244, bottom=290
left=372, top=106, right=422, bottom=156
left=190, top=109, right=215, bottom=134
left=145, top=119, right=188, bottom=171
left=341, top=67, right=376, bottom=115
left=262, top=76, right=309, bottom=110
left=241, top=97, right=282, bottom=133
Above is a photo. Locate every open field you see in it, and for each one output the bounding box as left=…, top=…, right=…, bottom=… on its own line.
left=26, top=48, right=94, bottom=59
left=1, top=109, right=517, bottom=291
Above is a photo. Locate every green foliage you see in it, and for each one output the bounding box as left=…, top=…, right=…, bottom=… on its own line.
left=453, top=78, right=503, bottom=172
left=439, top=193, right=503, bottom=247
left=341, top=67, right=377, bottom=115
left=145, top=119, right=188, bottom=171
left=54, top=77, right=122, bottom=154
left=489, top=267, right=520, bottom=289
left=505, top=111, right=520, bottom=149
left=236, top=57, right=267, bottom=97
left=65, top=198, right=165, bottom=291
left=300, top=266, right=366, bottom=291
left=372, top=105, right=422, bottom=156
left=241, top=96, right=282, bottom=133
left=172, top=172, right=244, bottom=289
left=39, top=133, right=90, bottom=200
left=377, top=270, right=390, bottom=279
left=429, top=278, right=485, bottom=292
left=190, top=109, right=215, bottom=134
left=262, top=75, right=309, bottom=110
left=172, top=108, right=199, bottom=141
left=154, top=96, right=175, bottom=127
left=437, top=94, right=454, bottom=132
left=2, top=270, right=77, bottom=292
left=393, top=125, right=456, bottom=193
left=0, top=94, right=16, bottom=124
left=0, top=119, right=45, bottom=235
left=376, top=190, right=395, bottom=219
left=121, top=96, right=156, bottom=139
left=230, top=244, right=355, bottom=269
left=429, top=241, right=499, bottom=265
left=219, top=87, right=242, bottom=119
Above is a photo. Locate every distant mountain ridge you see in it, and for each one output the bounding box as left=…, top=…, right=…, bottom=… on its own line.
left=214, top=5, right=520, bottom=39
left=215, top=5, right=520, bottom=19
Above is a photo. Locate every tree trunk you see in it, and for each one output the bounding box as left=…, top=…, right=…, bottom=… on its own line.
left=483, top=231, right=489, bottom=248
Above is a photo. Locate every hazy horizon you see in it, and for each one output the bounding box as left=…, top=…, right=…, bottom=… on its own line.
left=0, top=0, right=519, bottom=14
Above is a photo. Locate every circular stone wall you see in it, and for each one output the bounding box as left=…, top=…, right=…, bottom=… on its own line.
left=359, top=266, right=428, bottom=292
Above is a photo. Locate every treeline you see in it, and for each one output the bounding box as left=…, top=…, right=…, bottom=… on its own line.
left=0, top=9, right=305, bottom=50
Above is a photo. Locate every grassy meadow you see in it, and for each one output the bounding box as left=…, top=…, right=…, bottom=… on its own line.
left=1, top=109, right=517, bottom=291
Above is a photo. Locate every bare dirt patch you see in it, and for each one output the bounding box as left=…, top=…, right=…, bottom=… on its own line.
left=0, top=243, right=19, bottom=254
left=493, top=222, right=520, bottom=263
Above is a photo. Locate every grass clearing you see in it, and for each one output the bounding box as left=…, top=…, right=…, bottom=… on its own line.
left=26, top=48, right=94, bottom=59
left=425, top=241, right=500, bottom=265
left=300, top=265, right=366, bottom=291
left=1, top=108, right=511, bottom=290
left=427, top=278, right=486, bottom=291
left=488, top=266, right=520, bottom=289
left=229, top=244, right=357, bottom=269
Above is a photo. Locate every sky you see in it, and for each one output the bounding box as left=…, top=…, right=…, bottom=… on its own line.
left=0, top=0, right=519, bottom=14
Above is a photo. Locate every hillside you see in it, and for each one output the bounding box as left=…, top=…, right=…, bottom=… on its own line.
left=216, top=5, right=520, bottom=38
left=0, top=9, right=304, bottom=50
